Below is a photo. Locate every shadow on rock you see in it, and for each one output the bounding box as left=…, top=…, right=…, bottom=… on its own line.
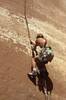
left=38, top=70, right=53, bottom=94
left=28, top=63, right=53, bottom=95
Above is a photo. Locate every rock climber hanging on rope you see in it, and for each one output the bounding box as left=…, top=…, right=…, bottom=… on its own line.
left=24, top=0, right=54, bottom=78
left=28, top=33, right=54, bottom=77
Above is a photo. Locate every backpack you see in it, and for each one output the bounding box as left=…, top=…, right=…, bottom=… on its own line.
left=38, top=46, right=54, bottom=63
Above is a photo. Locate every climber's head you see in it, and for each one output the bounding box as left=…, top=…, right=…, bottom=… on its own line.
left=36, top=33, right=44, bottom=39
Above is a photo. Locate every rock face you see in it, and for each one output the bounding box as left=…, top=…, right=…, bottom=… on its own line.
left=0, top=0, right=66, bottom=100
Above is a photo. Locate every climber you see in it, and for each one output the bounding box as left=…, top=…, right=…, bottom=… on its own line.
left=28, top=33, right=47, bottom=76
left=28, top=33, right=54, bottom=77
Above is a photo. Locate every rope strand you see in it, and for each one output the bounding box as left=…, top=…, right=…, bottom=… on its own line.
left=24, top=0, right=31, bottom=43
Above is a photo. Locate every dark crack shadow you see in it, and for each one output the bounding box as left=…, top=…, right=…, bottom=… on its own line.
left=37, top=69, right=53, bottom=94
left=28, top=61, right=53, bottom=95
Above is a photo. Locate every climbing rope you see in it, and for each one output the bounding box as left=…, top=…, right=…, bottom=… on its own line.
left=24, top=1, right=52, bottom=100
left=24, top=0, right=31, bottom=43
left=44, top=80, right=52, bottom=100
